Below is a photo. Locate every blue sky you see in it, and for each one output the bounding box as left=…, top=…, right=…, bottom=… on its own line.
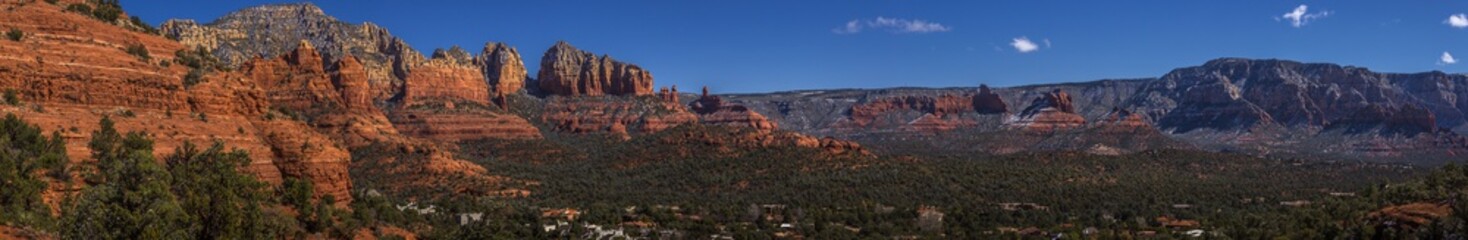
left=125, top=1, right=1467, bottom=93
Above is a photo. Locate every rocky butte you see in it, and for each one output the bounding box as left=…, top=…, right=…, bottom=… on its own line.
left=536, top=41, right=654, bottom=96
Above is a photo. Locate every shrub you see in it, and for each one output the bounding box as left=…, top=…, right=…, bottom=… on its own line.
left=125, top=44, right=150, bottom=61
left=5, top=28, right=21, bottom=42
left=44, top=0, right=57, bottom=5
left=3, top=89, right=18, bottom=106
left=88, top=0, right=122, bottom=22
left=64, top=3, right=91, bottom=15
left=129, top=16, right=158, bottom=35
left=183, top=68, right=205, bottom=87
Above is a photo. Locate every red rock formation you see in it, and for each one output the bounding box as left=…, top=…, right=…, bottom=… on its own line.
left=536, top=41, right=653, bottom=96
left=243, top=42, right=400, bottom=148
left=689, top=87, right=778, bottom=130
left=475, top=42, right=527, bottom=94
left=332, top=56, right=375, bottom=112
left=974, top=84, right=1009, bottom=114
left=403, top=59, right=492, bottom=105
left=257, top=120, right=352, bottom=202
left=1095, top=107, right=1149, bottom=130
left=390, top=56, right=541, bottom=141
left=1007, top=90, right=1087, bottom=131
left=0, top=2, right=351, bottom=202
left=656, top=86, right=680, bottom=103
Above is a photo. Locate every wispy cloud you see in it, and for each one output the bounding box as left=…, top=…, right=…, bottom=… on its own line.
left=1276, top=4, right=1331, bottom=28
left=1442, top=52, right=1458, bottom=65
left=832, top=17, right=951, bottom=34
left=1011, top=37, right=1039, bottom=53
left=1447, top=14, right=1468, bottom=28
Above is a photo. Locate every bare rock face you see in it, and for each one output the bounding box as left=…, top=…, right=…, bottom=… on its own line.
left=536, top=41, right=654, bottom=96
left=1007, top=90, right=1087, bottom=131
left=474, top=42, right=527, bottom=94
left=331, top=56, right=375, bottom=112
left=402, top=58, right=493, bottom=105
left=689, top=87, right=779, bottom=130
left=974, top=84, right=1009, bottom=114
left=1, top=2, right=351, bottom=202
left=162, top=3, right=427, bottom=103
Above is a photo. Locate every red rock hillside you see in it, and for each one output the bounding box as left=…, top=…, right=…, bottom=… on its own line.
left=0, top=2, right=350, bottom=202
left=536, top=41, right=653, bottom=96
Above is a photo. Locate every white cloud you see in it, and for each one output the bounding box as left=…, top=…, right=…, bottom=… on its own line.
left=1447, top=14, right=1468, bottom=28
left=832, top=20, right=862, bottom=34
left=832, top=17, right=951, bottom=34
left=1442, top=52, right=1458, bottom=65
left=1277, top=4, right=1331, bottom=28
left=1011, top=37, right=1039, bottom=53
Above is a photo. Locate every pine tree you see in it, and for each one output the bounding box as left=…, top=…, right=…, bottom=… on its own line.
left=166, top=141, right=283, bottom=239
left=60, top=116, right=190, bottom=239
left=0, top=114, right=67, bottom=227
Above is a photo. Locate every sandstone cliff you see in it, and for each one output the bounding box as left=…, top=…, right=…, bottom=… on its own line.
left=536, top=41, right=654, bottom=96
left=475, top=42, right=527, bottom=94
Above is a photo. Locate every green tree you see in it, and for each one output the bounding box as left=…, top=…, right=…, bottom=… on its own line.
left=166, top=141, right=281, bottom=239
left=60, top=116, right=190, bottom=239
left=0, top=114, right=67, bottom=227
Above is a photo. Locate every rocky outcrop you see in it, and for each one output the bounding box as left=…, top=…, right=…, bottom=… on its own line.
left=1096, top=107, right=1149, bottom=130
left=0, top=2, right=351, bottom=202
left=474, top=42, right=527, bottom=94
left=1007, top=90, right=1087, bottom=131
left=430, top=46, right=473, bottom=65
left=162, top=3, right=427, bottom=103
left=974, top=84, right=1008, bottom=114
left=536, top=41, right=654, bottom=96
left=689, top=87, right=778, bottom=130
